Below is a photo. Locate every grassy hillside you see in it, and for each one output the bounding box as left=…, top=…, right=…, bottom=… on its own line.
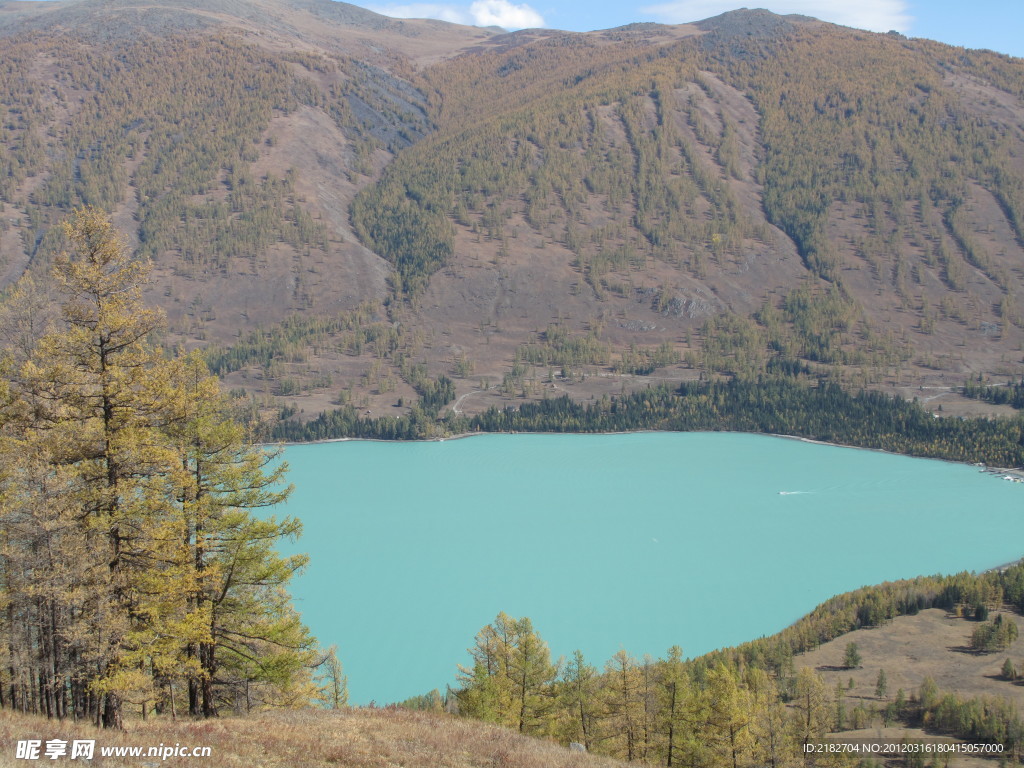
left=0, top=706, right=629, bottom=767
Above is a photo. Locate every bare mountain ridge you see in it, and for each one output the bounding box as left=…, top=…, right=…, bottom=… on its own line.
left=0, top=2, right=1022, bottom=419
left=0, top=0, right=503, bottom=64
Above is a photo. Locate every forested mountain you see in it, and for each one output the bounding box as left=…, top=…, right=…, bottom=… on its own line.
left=1, top=1, right=1023, bottom=421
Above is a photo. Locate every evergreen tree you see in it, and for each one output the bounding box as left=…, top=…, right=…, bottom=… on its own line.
left=843, top=642, right=861, bottom=669
left=875, top=669, right=888, bottom=700
left=1002, top=658, right=1017, bottom=682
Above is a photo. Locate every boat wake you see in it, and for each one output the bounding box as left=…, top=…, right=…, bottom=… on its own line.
left=778, top=491, right=812, bottom=495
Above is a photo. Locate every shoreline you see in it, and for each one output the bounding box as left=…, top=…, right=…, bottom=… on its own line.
left=772, top=433, right=1024, bottom=478
left=264, top=429, right=1024, bottom=477
left=983, top=557, right=1024, bottom=574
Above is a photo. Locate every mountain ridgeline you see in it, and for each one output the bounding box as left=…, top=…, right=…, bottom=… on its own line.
left=0, top=1, right=1023, bottom=425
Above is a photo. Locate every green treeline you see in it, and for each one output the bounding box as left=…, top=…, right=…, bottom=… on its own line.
left=447, top=562, right=1024, bottom=763
left=271, top=398, right=446, bottom=442
left=964, top=378, right=1024, bottom=409
left=970, top=614, right=1019, bottom=652
left=918, top=677, right=1024, bottom=749
left=0, top=211, right=317, bottom=727
left=273, top=376, right=1024, bottom=467
left=464, top=379, right=1024, bottom=465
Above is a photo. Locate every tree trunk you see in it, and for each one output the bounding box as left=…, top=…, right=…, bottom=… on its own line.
left=102, top=692, right=122, bottom=729
left=200, top=642, right=217, bottom=718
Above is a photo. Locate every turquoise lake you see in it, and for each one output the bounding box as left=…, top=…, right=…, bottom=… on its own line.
left=277, top=432, right=1023, bottom=704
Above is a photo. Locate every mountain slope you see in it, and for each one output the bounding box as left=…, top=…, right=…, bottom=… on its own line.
left=354, top=12, right=1024, bottom=389
left=0, top=0, right=482, bottom=339
left=0, top=0, right=500, bottom=62
left=0, top=3, right=1023, bottom=419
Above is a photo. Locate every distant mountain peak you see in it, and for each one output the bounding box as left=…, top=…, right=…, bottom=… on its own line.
left=694, top=7, right=815, bottom=37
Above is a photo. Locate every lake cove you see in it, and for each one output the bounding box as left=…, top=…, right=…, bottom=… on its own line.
left=276, top=432, right=1023, bottom=705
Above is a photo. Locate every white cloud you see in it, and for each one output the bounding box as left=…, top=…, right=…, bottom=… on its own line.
left=370, top=0, right=545, bottom=29
left=639, top=0, right=911, bottom=34
left=469, top=0, right=545, bottom=28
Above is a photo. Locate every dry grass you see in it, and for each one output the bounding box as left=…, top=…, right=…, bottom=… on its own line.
left=0, top=707, right=625, bottom=768
left=799, top=608, right=1024, bottom=709
left=799, top=608, right=1024, bottom=767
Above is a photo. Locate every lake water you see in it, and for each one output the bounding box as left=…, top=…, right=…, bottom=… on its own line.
left=277, top=432, right=1023, bottom=704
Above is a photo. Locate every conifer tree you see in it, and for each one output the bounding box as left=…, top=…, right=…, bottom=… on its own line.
left=875, top=669, right=888, bottom=700
left=656, top=646, right=694, bottom=767
left=1002, top=658, right=1017, bottom=681
left=745, top=667, right=793, bottom=768
left=792, top=667, right=833, bottom=750
left=0, top=208, right=314, bottom=725
left=455, top=612, right=556, bottom=734
left=455, top=612, right=517, bottom=725
left=317, top=645, right=348, bottom=709
left=163, top=354, right=307, bottom=716
left=14, top=207, right=188, bottom=727
left=508, top=616, right=557, bottom=734
left=557, top=649, right=600, bottom=750
left=842, top=642, right=860, bottom=669
left=604, top=649, right=646, bottom=761
left=703, top=663, right=754, bottom=768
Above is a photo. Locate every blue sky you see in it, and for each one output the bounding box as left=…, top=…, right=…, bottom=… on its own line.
left=366, top=0, right=1024, bottom=58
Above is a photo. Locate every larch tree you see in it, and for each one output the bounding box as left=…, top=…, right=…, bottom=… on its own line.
left=842, top=642, right=860, bottom=669
left=316, top=645, right=348, bottom=709
left=603, top=649, right=645, bottom=761
left=744, top=667, right=794, bottom=768
left=12, top=208, right=188, bottom=728
left=791, top=667, right=833, bottom=751
left=0, top=207, right=315, bottom=726
left=657, top=645, right=691, bottom=767
left=875, top=668, right=888, bottom=700
left=508, top=616, right=557, bottom=735
left=455, top=612, right=517, bottom=725
left=455, top=612, right=557, bottom=733
left=703, top=663, right=754, bottom=768
left=556, top=649, right=600, bottom=750
left=162, top=353, right=307, bottom=717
